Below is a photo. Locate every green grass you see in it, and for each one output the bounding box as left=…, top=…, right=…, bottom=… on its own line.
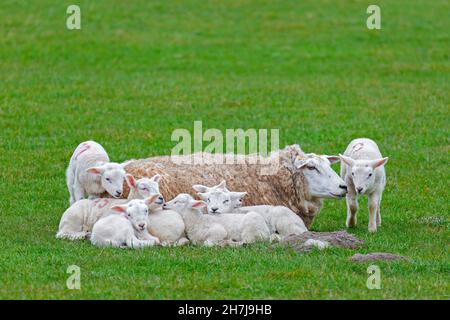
left=0, top=0, right=449, bottom=299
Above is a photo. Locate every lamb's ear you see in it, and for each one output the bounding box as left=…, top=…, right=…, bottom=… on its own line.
left=339, top=154, right=355, bottom=167
left=216, top=180, right=227, bottom=190
left=192, top=184, right=209, bottom=193
left=144, top=194, right=160, bottom=206
left=125, top=174, right=137, bottom=190
left=197, top=192, right=208, bottom=200
left=120, top=160, right=133, bottom=168
left=293, top=157, right=308, bottom=169
left=111, top=205, right=127, bottom=213
left=230, top=191, right=247, bottom=201
left=191, top=200, right=206, bottom=209
left=370, top=157, right=389, bottom=169
left=325, top=155, right=340, bottom=164
left=86, top=166, right=105, bottom=175
left=150, top=174, right=162, bottom=183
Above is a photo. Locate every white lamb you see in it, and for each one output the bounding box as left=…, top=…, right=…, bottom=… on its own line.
left=195, top=181, right=308, bottom=237
left=163, top=194, right=270, bottom=246
left=66, top=141, right=127, bottom=204
left=339, top=138, right=389, bottom=233
left=90, top=198, right=160, bottom=248
left=56, top=174, right=164, bottom=240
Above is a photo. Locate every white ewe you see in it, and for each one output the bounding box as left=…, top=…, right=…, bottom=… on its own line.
left=90, top=197, right=160, bottom=248
left=339, top=138, right=389, bottom=233
left=66, top=141, right=127, bottom=204
left=164, top=194, right=270, bottom=246
left=196, top=184, right=307, bottom=238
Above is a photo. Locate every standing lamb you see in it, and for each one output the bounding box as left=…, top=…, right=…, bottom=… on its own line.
left=164, top=194, right=270, bottom=246
left=66, top=140, right=127, bottom=204
left=339, top=138, right=389, bottom=233
left=123, top=144, right=348, bottom=228
left=196, top=182, right=308, bottom=237
left=90, top=197, right=160, bottom=248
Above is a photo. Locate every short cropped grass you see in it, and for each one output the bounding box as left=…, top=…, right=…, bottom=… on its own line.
left=0, top=0, right=448, bottom=299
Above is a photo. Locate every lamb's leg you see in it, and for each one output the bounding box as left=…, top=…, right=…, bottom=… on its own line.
left=368, top=193, right=380, bottom=233
left=56, top=230, right=89, bottom=240
left=346, top=189, right=359, bottom=228
left=66, top=165, right=76, bottom=205
left=376, top=194, right=382, bottom=226
left=174, top=237, right=190, bottom=246
left=73, top=182, right=86, bottom=203
left=127, top=235, right=158, bottom=248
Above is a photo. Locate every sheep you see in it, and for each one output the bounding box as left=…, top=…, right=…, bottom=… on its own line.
left=56, top=174, right=162, bottom=240
left=123, top=144, right=348, bottom=228
left=339, top=138, right=389, bottom=233
left=196, top=182, right=307, bottom=238
left=66, top=141, right=127, bottom=204
left=163, top=194, right=270, bottom=246
left=126, top=174, right=188, bottom=246
left=90, top=197, right=160, bottom=248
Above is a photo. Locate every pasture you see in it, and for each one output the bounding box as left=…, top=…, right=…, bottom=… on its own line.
left=0, top=0, right=448, bottom=299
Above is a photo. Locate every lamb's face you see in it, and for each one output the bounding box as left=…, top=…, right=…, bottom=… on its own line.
left=135, top=174, right=161, bottom=198
left=101, top=163, right=126, bottom=198
left=340, top=155, right=388, bottom=195
left=294, top=154, right=347, bottom=199
left=122, top=200, right=149, bottom=231
left=198, top=191, right=233, bottom=214
left=163, top=193, right=193, bottom=212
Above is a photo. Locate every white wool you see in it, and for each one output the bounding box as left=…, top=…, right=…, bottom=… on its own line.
left=304, top=239, right=329, bottom=250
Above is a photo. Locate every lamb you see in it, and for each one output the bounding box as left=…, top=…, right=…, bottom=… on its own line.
left=126, top=174, right=188, bottom=246
left=66, top=141, right=127, bottom=204
left=56, top=174, right=164, bottom=240
left=163, top=194, right=270, bottom=246
left=195, top=182, right=308, bottom=237
left=90, top=197, right=160, bottom=248
left=339, top=138, right=389, bottom=233
left=123, top=144, right=348, bottom=228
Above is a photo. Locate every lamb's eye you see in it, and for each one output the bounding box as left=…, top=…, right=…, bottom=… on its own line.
left=223, top=200, right=229, bottom=204
left=127, top=214, right=131, bottom=217
left=106, top=178, right=111, bottom=182
left=368, top=173, right=373, bottom=177
left=207, top=199, right=210, bottom=203
left=307, top=166, right=315, bottom=170
left=352, top=172, right=355, bottom=176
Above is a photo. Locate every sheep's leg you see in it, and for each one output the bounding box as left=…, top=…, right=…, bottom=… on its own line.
left=346, top=191, right=358, bottom=228
left=56, top=231, right=89, bottom=240
left=73, top=182, right=86, bottom=203
left=376, top=194, right=382, bottom=226
left=127, top=235, right=158, bottom=248
left=368, top=193, right=380, bottom=233
left=174, top=237, right=190, bottom=246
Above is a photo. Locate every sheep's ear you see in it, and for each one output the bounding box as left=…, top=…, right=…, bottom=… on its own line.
left=325, top=155, right=340, bottom=164
left=144, top=194, right=160, bottom=206
left=230, top=191, right=247, bottom=201
left=216, top=180, right=227, bottom=190
left=197, top=192, right=208, bottom=200
left=150, top=174, right=162, bottom=183
left=120, top=160, right=133, bottom=168
left=125, top=174, right=137, bottom=189
left=339, top=154, right=355, bottom=167
left=192, top=184, right=209, bottom=193
left=86, top=166, right=105, bottom=175
left=191, top=200, right=206, bottom=209
left=111, top=205, right=127, bottom=213
left=370, top=157, right=389, bottom=168
left=293, top=157, right=308, bottom=169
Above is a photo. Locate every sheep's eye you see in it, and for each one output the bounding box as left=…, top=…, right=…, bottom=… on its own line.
left=106, top=178, right=111, bottom=182
left=127, top=214, right=131, bottom=217
left=306, top=166, right=315, bottom=170
left=352, top=172, right=355, bottom=176
left=368, top=173, right=373, bottom=177
left=207, top=199, right=210, bottom=203
left=223, top=200, right=229, bottom=204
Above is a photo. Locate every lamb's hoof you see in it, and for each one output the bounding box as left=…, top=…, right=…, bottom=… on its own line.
left=368, top=225, right=377, bottom=233
left=346, top=219, right=357, bottom=228
left=270, top=234, right=282, bottom=243
left=85, top=232, right=92, bottom=240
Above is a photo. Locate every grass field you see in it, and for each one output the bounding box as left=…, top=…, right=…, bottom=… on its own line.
left=0, top=0, right=449, bottom=299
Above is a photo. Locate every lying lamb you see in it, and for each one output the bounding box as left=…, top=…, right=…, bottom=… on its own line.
left=339, top=138, right=389, bottom=233
left=124, top=144, right=347, bottom=228
left=90, top=197, right=160, bottom=248
left=195, top=182, right=307, bottom=237
left=163, top=194, right=270, bottom=246
left=56, top=174, right=163, bottom=240
left=66, top=140, right=127, bottom=204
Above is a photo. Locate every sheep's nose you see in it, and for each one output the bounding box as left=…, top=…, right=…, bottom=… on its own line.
left=339, top=185, right=347, bottom=191
left=357, top=187, right=363, bottom=194
left=116, top=191, right=122, bottom=197
left=138, top=223, right=145, bottom=229
left=211, top=207, right=218, bottom=213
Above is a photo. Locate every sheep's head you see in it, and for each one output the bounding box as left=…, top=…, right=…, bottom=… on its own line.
left=110, top=195, right=159, bottom=232
left=126, top=174, right=163, bottom=203
left=339, top=154, right=388, bottom=195
left=293, top=154, right=347, bottom=199
left=197, top=189, right=247, bottom=214
left=163, top=193, right=206, bottom=215
left=87, top=162, right=126, bottom=198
